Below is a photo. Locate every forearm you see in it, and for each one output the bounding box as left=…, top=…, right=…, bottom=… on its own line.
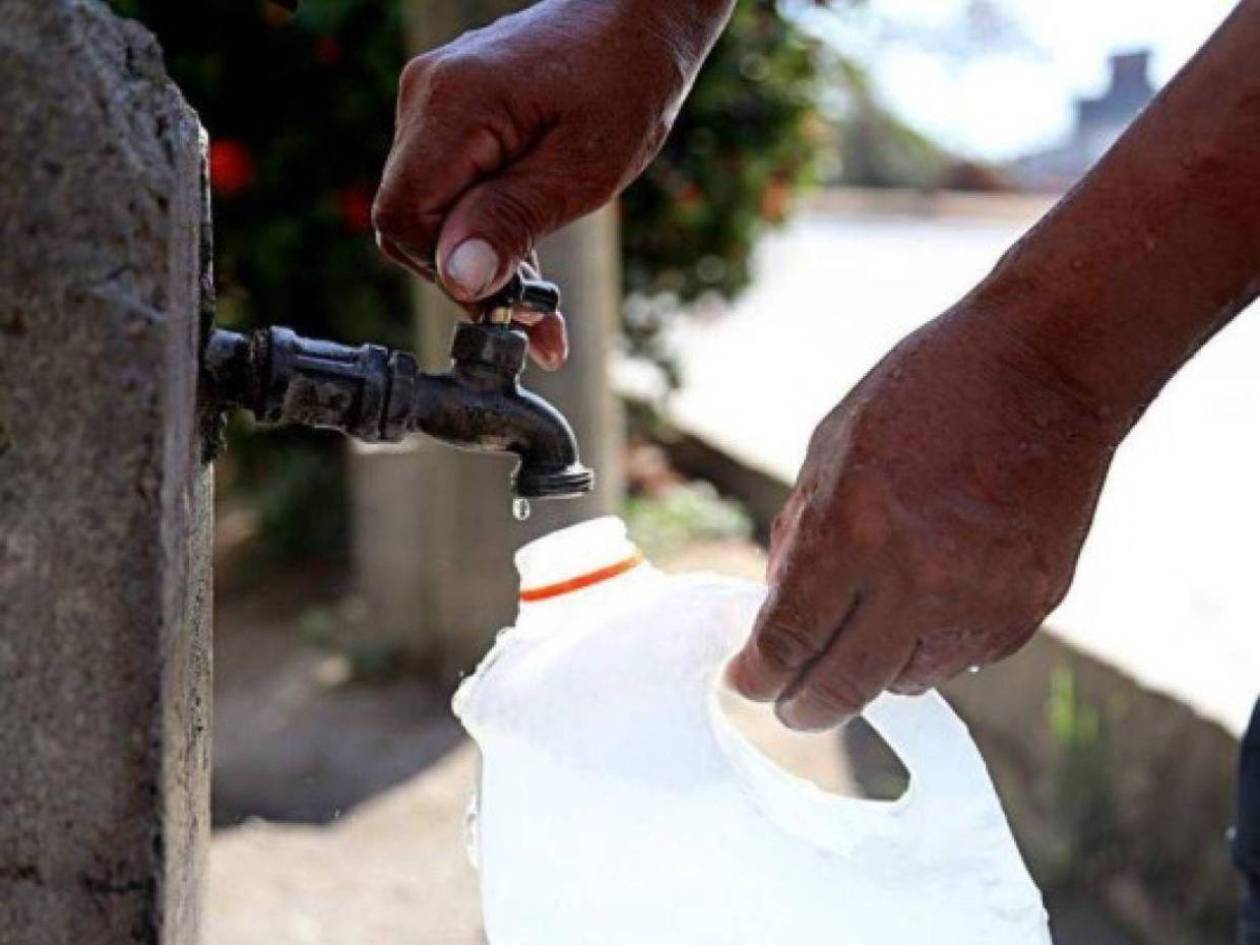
left=622, top=0, right=736, bottom=94
left=969, top=0, right=1260, bottom=430
left=633, top=0, right=736, bottom=55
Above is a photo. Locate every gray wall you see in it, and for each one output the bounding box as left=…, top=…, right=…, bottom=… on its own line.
left=0, top=2, right=212, bottom=942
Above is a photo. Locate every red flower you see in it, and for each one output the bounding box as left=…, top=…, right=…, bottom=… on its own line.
left=262, top=3, right=294, bottom=29
left=315, top=37, right=343, bottom=66
left=209, top=139, right=254, bottom=197
left=337, top=185, right=374, bottom=233
left=760, top=179, right=790, bottom=222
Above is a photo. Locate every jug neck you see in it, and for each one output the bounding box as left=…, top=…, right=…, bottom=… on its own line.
left=515, top=516, right=656, bottom=615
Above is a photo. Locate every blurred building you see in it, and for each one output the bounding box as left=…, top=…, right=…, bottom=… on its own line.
left=1008, top=50, right=1156, bottom=192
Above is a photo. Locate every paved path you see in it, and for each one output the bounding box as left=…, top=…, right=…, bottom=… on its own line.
left=208, top=744, right=486, bottom=945
left=648, top=192, right=1260, bottom=736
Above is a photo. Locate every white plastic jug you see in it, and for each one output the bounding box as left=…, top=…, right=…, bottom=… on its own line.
left=454, top=516, right=1051, bottom=944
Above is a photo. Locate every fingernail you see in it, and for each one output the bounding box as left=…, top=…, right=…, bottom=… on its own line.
left=443, top=238, right=499, bottom=299
left=723, top=657, right=750, bottom=694
left=511, top=308, right=545, bottom=327
left=398, top=244, right=436, bottom=279
left=533, top=346, right=564, bottom=372
left=724, top=652, right=774, bottom=703
left=775, top=693, right=852, bottom=732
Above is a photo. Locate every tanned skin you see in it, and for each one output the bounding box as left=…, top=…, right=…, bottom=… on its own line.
left=374, top=0, right=1260, bottom=730
left=372, top=0, right=736, bottom=367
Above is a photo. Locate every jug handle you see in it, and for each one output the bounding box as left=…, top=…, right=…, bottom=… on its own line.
left=705, top=582, right=999, bottom=846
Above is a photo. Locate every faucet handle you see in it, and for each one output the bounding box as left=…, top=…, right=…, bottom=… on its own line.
left=481, top=271, right=560, bottom=324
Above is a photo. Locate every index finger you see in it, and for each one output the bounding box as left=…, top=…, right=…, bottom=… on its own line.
left=372, top=72, right=510, bottom=273
left=725, top=496, right=859, bottom=702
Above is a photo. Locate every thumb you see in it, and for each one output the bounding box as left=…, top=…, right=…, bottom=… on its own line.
left=436, top=137, right=602, bottom=303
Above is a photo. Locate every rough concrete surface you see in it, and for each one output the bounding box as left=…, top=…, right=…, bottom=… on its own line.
left=0, top=1, right=211, bottom=942
left=945, top=636, right=1240, bottom=944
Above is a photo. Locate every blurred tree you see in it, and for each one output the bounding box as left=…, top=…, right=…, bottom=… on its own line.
left=109, top=0, right=409, bottom=568
left=832, top=58, right=953, bottom=190
left=109, top=0, right=834, bottom=564
left=620, top=0, right=830, bottom=383
left=622, top=0, right=827, bottom=303
left=109, top=0, right=410, bottom=349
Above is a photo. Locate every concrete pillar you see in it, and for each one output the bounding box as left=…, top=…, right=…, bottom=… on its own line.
left=349, top=0, right=625, bottom=677
left=0, top=2, right=212, bottom=943
left=409, top=210, right=625, bottom=676
left=347, top=441, right=428, bottom=663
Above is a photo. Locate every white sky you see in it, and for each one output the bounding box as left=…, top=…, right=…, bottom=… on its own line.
left=800, top=0, right=1239, bottom=160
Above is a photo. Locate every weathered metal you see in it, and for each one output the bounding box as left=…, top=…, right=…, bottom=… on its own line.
left=202, top=274, right=594, bottom=500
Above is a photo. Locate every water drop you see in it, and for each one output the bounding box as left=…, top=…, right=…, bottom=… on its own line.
left=512, top=497, right=531, bottom=521
left=463, top=793, right=481, bottom=866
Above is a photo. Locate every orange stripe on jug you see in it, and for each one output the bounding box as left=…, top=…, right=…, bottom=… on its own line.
left=519, top=552, right=645, bottom=603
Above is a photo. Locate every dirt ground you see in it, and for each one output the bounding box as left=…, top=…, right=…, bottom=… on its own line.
left=206, top=539, right=1135, bottom=945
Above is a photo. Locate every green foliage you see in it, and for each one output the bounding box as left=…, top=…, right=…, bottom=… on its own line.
left=109, top=0, right=411, bottom=348
left=622, top=0, right=827, bottom=304
left=110, top=0, right=405, bottom=568
left=833, top=59, right=953, bottom=190
left=624, top=482, right=752, bottom=559
left=1045, top=665, right=1120, bottom=882
left=222, top=424, right=349, bottom=568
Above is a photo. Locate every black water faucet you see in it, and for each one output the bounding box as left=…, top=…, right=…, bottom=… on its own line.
left=200, top=272, right=594, bottom=500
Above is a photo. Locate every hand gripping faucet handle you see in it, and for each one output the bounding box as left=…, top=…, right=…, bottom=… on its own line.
left=480, top=271, right=561, bottom=325
left=199, top=263, right=592, bottom=499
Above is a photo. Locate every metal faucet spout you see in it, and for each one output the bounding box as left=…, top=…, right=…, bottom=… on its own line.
left=200, top=320, right=594, bottom=500
left=409, top=366, right=592, bottom=498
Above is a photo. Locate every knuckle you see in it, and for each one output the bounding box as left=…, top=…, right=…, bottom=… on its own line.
left=803, top=670, right=869, bottom=717
left=804, top=409, right=843, bottom=459
left=903, top=629, right=964, bottom=684
left=421, top=54, right=463, bottom=96
left=1033, top=563, right=1073, bottom=614
left=399, top=53, right=435, bottom=97
left=370, top=195, right=411, bottom=242
left=834, top=477, right=894, bottom=552
left=643, top=115, right=673, bottom=159
left=479, top=187, right=547, bottom=255
left=769, top=507, right=791, bottom=546
left=908, top=553, right=954, bottom=597
left=769, top=490, right=806, bottom=551
left=889, top=678, right=931, bottom=696
left=421, top=52, right=494, bottom=106
left=400, top=52, right=484, bottom=109
left=755, top=619, right=824, bottom=674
